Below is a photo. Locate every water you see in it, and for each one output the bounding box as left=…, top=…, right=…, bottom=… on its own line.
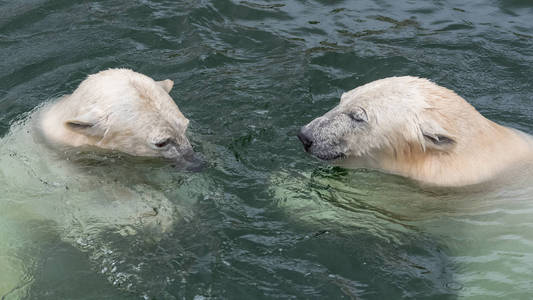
left=1, top=0, right=533, bottom=299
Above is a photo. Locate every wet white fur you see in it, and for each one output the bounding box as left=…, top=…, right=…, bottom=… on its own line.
left=0, top=69, right=196, bottom=297
left=305, top=76, right=533, bottom=186
left=38, top=68, right=192, bottom=159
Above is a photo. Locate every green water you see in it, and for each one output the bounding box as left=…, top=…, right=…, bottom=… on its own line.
left=1, top=0, right=533, bottom=299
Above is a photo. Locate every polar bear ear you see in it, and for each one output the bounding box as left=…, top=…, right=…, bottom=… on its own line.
left=157, top=79, right=174, bottom=93
left=65, top=112, right=107, bottom=138
left=420, top=120, right=456, bottom=152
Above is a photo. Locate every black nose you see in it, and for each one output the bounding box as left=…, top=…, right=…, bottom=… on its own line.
left=297, top=130, right=313, bottom=152
left=172, top=149, right=206, bottom=172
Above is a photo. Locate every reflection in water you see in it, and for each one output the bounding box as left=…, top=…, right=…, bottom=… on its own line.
left=270, top=166, right=533, bottom=298
left=0, top=114, right=210, bottom=298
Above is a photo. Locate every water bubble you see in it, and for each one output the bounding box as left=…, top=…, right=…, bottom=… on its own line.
left=445, top=281, right=463, bottom=290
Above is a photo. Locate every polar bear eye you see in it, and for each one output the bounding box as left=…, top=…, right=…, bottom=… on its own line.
left=347, top=108, right=368, bottom=123
left=155, top=138, right=172, bottom=148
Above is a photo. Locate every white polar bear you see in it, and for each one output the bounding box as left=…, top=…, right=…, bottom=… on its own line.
left=38, top=68, right=201, bottom=168
left=297, top=76, right=533, bottom=187
left=0, top=69, right=204, bottom=298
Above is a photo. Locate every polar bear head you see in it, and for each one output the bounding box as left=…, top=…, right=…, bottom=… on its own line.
left=39, top=69, right=201, bottom=168
left=297, top=76, right=506, bottom=185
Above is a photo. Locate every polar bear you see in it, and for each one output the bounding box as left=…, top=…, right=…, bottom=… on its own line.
left=297, top=76, right=533, bottom=187
left=0, top=69, right=205, bottom=298
left=37, top=68, right=201, bottom=168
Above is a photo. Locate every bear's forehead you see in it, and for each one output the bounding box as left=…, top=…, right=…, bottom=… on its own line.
left=80, top=69, right=189, bottom=128
left=128, top=107, right=188, bottom=132
left=340, top=78, right=431, bottom=112
left=82, top=80, right=187, bottom=130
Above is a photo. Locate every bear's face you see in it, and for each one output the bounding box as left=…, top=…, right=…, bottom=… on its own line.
left=47, top=69, right=201, bottom=167
left=298, top=102, right=375, bottom=165
left=82, top=107, right=193, bottom=161
left=298, top=77, right=459, bottom=170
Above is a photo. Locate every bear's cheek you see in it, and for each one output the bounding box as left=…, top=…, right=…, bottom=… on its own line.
left=343, top=133, right=370, bottom=154
left=98, top=134, right=157, bottom=157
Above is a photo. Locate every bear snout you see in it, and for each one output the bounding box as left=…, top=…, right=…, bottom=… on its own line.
left=175, top=148, right=205, bottom=172
left=297, top=129, right=314, bottom=152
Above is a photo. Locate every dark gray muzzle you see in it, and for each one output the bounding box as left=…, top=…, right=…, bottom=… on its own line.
left=297, top=129, right=314, bottom=152
left=173, top=149, right=205, bottom=172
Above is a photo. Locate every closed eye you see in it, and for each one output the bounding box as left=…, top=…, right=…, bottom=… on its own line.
left=347, top=107, right=368, bottom=123
left=349, top=113, right=365, bottom=122
left=155, top=138, right=172, bottom=148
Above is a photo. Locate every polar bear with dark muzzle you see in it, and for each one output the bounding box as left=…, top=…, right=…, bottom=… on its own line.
left=0, top=69, right=205, bottom=297
left=298, top=76, right=533, bottom=187
left=38, top=68, right=201, bottom=169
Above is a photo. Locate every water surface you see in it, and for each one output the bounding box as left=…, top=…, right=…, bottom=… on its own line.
left=1, top=0, right=533, bottom=299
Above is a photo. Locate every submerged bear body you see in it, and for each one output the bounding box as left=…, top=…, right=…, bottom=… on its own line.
left=0, top=69, right=202, bottom=297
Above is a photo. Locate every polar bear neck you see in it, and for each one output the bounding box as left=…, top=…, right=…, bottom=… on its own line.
left=379, top=120, right=533, bottom=187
